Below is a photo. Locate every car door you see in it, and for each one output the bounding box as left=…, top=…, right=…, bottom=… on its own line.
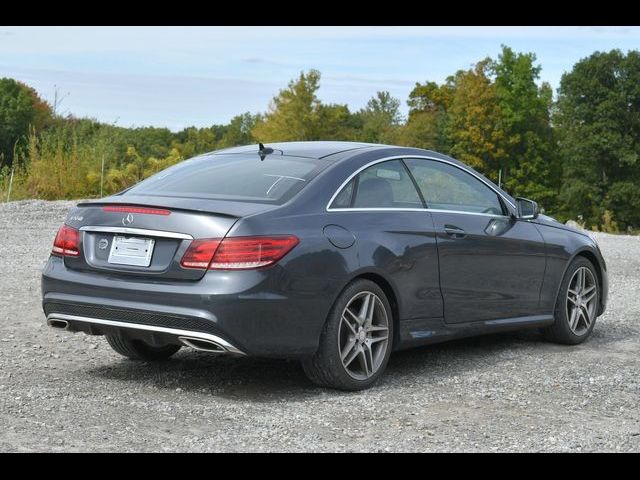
left=404, top=158, right=546, bottom=324
left=328, top=159, right=444, bottom=321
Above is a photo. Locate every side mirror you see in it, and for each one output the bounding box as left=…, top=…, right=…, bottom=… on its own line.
left=516, top=197, right=539, bottom=220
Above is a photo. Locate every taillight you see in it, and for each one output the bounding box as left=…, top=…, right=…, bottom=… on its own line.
left=180, top=235, right=299, bottom=270
left=210, top=235, right=299, bottom=269
left=52, top=225, right=80, bottom=257
left=180, top=239, right=222, bottom=269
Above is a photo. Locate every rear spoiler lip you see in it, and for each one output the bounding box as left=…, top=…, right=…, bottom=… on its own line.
left=76, top=197, right=280, bottom=218
left=76, top=200, right=241, bottom=220
left=78, top=192, right=283, bottom=218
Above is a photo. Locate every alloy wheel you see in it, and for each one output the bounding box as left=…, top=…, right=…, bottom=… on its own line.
left=566, top=266, right=598, bottom=336
left=338, top=291, right=390, bottom=380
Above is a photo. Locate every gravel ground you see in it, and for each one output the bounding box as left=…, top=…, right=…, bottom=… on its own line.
left=0, top=200, right=639, bottom=452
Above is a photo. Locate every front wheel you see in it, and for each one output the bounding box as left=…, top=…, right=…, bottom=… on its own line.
left=302, top=279, right=393, bottom=391
left=543, top=257, right=600, bottom=345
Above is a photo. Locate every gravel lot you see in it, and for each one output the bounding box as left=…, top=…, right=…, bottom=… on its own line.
left=0, top=200, right=639, bottom=452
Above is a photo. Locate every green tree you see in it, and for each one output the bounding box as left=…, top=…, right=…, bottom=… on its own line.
left=317, top=103, right=356, bottom=140
left=400, top=80, right=452, bottom=151
left=0, top=78, right=52, bottom=166
left=252, top=70, right=323, bottom=142
left=490, top=46, right=558, bottom=209
left=394, top=110, right=446, bottom=150
left=355, top=91, right=402, bottom=143
left=407, top=80, right=453, bottom=117
left=252, top=70, right=354, bottom=142
left=217, top=112, right=259, bottom=148
left=172, top=126, right=219, bottom=158
left=555, top=49, right=640, bottom=229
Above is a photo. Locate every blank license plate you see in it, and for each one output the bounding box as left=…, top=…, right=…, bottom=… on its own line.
left=108, top=236, right=155, bottom=267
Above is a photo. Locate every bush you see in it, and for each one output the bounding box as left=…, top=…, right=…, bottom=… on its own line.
left=606, top=181, right=640, bottom=231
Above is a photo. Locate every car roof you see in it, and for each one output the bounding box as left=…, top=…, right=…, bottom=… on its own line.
left=211, top=141, right=382, bottom=159
left=208, top=141, right=516, bottom=207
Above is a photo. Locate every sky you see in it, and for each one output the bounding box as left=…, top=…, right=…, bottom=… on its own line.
left=1, top=26, right=639, bottom=131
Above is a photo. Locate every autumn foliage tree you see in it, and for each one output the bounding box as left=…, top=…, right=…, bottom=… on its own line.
left=2, top=47, right=640, bottom=231
left=402, top=46, right=557, bottom=211
left=446, top=60, right=508, bottom=175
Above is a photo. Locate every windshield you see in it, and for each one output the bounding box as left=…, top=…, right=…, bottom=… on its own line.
left=125, top=154, right=326, bottom=204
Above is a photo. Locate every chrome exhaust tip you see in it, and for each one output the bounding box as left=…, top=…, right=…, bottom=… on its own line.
left=47, top=318, right=70, bottom=330
left=179, top=336, right=226, bottom=353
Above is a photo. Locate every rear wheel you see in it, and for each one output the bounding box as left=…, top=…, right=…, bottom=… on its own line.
left=302, top=279, right=393, bottom=391
left=105, top=334, right=181, bottom=361
left=543, top=257, right=599, bottom=345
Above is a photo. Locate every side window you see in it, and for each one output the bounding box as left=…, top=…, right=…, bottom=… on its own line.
left=330, top=160, right=423, bottom=209
left=331, top=178, right=355, bottom=208
left=404, top=159, right=505, bottom=215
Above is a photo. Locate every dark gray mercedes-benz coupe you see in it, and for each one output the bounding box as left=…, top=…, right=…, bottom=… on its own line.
left=42, top=141, right=608, bottom=390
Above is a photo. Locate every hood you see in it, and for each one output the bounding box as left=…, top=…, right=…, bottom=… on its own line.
left=533, top=214, right=593, bottom=239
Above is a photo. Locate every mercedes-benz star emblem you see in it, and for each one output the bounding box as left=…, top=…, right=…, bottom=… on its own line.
left=122, top=213, right=134, bottom=226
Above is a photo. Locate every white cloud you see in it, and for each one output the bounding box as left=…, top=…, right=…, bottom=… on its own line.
left=1, top=26, right=638, bottom=129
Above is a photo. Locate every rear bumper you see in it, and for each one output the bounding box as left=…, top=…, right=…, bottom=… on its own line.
left=42, top=256, right=332, bottom=358
left=46, top=312, right=245, bottom=355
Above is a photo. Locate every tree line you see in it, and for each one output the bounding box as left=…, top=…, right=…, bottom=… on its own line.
left=1, top=46, right=639, bottom=232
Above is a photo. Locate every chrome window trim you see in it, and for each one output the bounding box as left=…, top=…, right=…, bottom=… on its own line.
left=327, top=207, right=426, bottom=212
left=80, top=226, right=193, bottom=240
left=326, top=207, right=509, bottom=219
left=325, top=154, right=516, bottom=213
left=46, top=313, right=245, bottom=355
left=425, top=209, right=509, bottom=219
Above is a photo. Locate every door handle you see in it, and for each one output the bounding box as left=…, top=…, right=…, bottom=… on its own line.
left=444, top=225, right=467, bottom=238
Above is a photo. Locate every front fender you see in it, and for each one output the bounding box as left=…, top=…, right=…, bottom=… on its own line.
left=535, top=223, right=608, bottom=316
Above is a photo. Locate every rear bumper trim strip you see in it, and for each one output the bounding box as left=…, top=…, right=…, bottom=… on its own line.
left=46, top=313, right=245, bottom=355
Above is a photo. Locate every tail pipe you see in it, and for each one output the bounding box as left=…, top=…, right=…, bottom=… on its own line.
left=47, top=318, right=70, bottom=330
left=178, top=336, right=227, bottom=353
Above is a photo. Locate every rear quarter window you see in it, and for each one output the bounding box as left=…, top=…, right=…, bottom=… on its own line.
left=330, top=159, right=423, bottom=209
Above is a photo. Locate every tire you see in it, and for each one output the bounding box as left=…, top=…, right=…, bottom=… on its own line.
left=543, top=256, right=600, bottom=345
left=302, top=279, right=394, bottom=391
left=105, top=334, right=181, bottom=361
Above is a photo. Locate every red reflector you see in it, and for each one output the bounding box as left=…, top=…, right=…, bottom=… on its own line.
left=209, top=235, right=299, bottom=270
left=180, top=239, right=222, bottom=269
left=52, top=225, right=80, bottom=257
left=102, top=205, right=171, bottom=215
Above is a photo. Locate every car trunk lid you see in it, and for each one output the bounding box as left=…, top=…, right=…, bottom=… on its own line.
left=63, top=196, right=275, bottom=280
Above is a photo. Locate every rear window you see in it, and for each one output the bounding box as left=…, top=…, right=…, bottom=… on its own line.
left=125, top=154, right=325, bottom=204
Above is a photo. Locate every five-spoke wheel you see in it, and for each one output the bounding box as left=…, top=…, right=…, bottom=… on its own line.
left=566, top=266, right=598, bottom=336
left=302, top=279, right=393, bottom=390
left=544, top=256, right=599, bottom=345
left=339, top=291, right=390, bottom=380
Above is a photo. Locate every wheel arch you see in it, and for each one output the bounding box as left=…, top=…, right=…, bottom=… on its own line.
left=345, top=269, right=401, bottom=349
left=560, top=247, right=605, bottom=315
